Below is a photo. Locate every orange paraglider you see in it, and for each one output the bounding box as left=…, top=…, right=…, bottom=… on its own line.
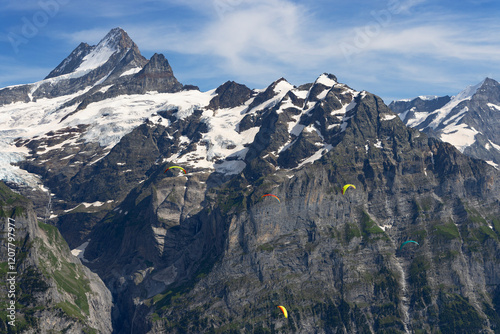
left=277, top=305, right=288, bottom=318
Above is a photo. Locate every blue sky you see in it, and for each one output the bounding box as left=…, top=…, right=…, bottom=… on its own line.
left=1, top=0, right=499, bottom=103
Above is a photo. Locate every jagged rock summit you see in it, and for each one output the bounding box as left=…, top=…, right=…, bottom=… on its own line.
left=0, top=27, right=182, bottom=106
left=390, top=78, right=500, bottom=168
left=45, top=27, right=142, bottom=80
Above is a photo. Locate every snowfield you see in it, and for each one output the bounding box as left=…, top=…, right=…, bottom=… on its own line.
left=0, top=68, right=384, bottom=185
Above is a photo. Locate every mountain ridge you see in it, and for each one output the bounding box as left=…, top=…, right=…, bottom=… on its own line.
left=389, top=77, right=500, bottom=168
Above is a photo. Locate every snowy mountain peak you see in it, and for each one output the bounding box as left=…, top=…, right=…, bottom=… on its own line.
left=98, top=27, right=132, bottom=49
left=315, top=73, right=338, bottom=87
left=482, top=77, right=499, bottom=87
left=271, top=78, right=294, bottom=94
left=473, top=77, right=500, bottom=100
left=45, top=27, right=136, bottom=80
left=0, top=27, right=151, bottom=107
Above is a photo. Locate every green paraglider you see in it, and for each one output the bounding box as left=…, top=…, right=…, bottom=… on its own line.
left=400, top=240, right=419, bottom=249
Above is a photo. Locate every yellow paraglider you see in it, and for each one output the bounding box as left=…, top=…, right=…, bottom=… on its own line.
left=164, top=166, right=187, bottom=174
left=342, top=184, right=356, bottom=195
left=277, top=305, right=288, bottom=318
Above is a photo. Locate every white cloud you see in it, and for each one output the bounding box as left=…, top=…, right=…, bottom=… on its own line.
left=125, top=0, right=323, bottom=82
left=124, top=1, right=499, bottom=87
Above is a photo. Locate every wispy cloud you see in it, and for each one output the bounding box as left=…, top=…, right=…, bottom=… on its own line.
left=395, top=0, right=428, bottom=14
left=343, top=24, right=500, bottom=61
left=123, top=0, right=320, bottom=83
left=121, top=0, right=499, bottom=91
left=56, top=28, right=113, bottom=45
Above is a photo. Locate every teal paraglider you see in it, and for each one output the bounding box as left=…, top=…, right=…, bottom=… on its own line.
left=400, top=240, right=419, bottom=249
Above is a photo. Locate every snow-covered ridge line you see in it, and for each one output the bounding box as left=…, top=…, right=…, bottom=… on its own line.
left=452, top=79, right=484, bottom=102
left=1, top=72, right=360, bottom=184
left=401, top=82, right=474, bottom=129
left=425, top=81, right=483, bottom=130
left=278, top=82, right=359, bottom=168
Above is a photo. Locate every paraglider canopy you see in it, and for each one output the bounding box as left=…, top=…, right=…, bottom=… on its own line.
left=164, top=166, right=186, bottom=174
left=261, top=194, right=280, bottom=203
left=277, top=305, right=288, bottom=318
left=342, top=184, right=356, bottom=195
left=400, top=240, right=419, bottom=249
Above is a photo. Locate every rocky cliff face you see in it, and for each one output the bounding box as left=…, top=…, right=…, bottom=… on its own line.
left=79, top=77, right=499, bottom=333
left=0, top=182, right=113, bottom=333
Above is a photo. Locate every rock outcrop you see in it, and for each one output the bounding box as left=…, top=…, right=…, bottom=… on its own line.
left=0, top=182, right=113, bottom=333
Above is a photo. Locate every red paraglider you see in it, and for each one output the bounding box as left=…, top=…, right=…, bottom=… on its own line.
left=261, top=194, right=280, bottom=203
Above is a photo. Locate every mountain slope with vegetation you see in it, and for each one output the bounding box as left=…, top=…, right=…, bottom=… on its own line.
left=0, top=182, right=112, bottom=334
